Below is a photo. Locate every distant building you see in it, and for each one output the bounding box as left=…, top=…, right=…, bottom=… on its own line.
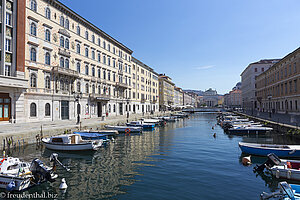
left=202, top=88, right=219, bottom=107
left=224, top=83, right=242, bottom=108
left=183, top=92, right=197, bottom=107
left=159, top=74, right=175, bottom=110
left=240, top=59, right=280, bottom=112
left=174, top=87, right=183, bottom=107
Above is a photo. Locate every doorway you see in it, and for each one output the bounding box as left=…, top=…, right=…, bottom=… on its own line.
left=61, top=101, right=69, bottom=120
left=0, top=93, right=11, bottom=121
left=97, top=102, right=102, bottom=117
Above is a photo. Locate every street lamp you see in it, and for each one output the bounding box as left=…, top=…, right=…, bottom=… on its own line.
left=73, top=91, right=82, bottom=124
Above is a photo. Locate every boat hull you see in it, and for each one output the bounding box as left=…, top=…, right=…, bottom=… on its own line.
left=42, top=140, right=102, bottom=151
left=239, top=142, right=300, bottom=157
left=0, top=175, right=31, bottom=191
left=228, top=129, right=271, bottom=134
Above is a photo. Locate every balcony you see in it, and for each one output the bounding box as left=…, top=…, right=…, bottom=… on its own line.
left=89, top=93, right=110, bottom=101
left=151, top=99, right=157, bottom=104
left=118, top=70, right=123, bottom=75
left=115, top=82, right=128, bottom=88
left=52, top=66, right=79, bottom=77
left=141, top=98, right=146, bottom=103
left=58, top=48, right=71, bottom=57
left=27, top=88, right=52, bottom=94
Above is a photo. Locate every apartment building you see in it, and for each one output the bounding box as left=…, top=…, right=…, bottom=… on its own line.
left=256, top=47, right=300, bottom=115
left=131, top=57, right=159, bottom=114
left=158, top=74, right=175, bottom=110
left=25, top=0, right=133, bottom=122
left=0, top=0, right=27, bottom=122
left=241, top=59, right=279, bottom=112
left=174, top=87, right=183, bottom=107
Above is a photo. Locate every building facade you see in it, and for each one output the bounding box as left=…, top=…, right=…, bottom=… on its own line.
left=173, top=87, right=183, bottom=108
left=240, top=59, right=279, bottom=112
left=256, top=47, right=300, bottom=115
left=158, top=74, right=174, bottom=110
left=25, top=0, right=133, bottom=122
left=131, top=57, right=159, bottom=114
left=0, top=0, right=27, bottom=123
left=202, top=88, right=219, bottom=107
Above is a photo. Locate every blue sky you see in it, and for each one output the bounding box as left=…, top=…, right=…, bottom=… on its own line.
left=60, top=0, right=300, bottom=94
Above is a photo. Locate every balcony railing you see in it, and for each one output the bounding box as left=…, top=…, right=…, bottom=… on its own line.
left=118, top=70, right=123, bottom=75
left=58, top=48, right=71, bottom=57
left=52, top=66, right=79, bottom=77
left=89, top=93, right=111, bottom=101
left=27, top=88, right=52, bottom=93
left=115, top=82, right=128, bottom=88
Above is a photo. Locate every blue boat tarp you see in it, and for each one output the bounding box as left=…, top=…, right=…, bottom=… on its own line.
left=74, top=132, right=108, bottom=138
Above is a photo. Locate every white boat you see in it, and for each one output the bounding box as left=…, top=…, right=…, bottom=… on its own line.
left=141, top=118, right=161, bottom=125
left=126, top=121, right=155, bottom=129
left=42, top=134, right=103, bottom=151
left=0, top=153, right=66, bottom=191
left=227, top=125, right=273, bottom=134
left=104, top=125, right=142, bottom=133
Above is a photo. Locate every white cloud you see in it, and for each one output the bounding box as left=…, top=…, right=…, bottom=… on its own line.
left=194, top=65, right=214, bottom=70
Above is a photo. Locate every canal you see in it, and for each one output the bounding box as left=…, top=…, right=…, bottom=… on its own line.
left=5, top=113, right=297, bottom=199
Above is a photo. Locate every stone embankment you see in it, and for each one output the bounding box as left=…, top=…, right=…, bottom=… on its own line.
left=0, top=112, right=171, bottom=150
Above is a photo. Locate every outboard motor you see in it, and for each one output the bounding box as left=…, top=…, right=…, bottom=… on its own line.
left=254, top=153, right=281, bottom=172
left=30, top=158, right=55, bottom=184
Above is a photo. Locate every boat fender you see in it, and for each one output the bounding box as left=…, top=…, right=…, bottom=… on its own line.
left=164, top=121, right=167, bottom=125
left=287, top=162, right=292, bottom=169
left=6, top=180, right=16, bottom=191
left=59, top=178, right=68, bottom=190
left=276, top=170, right=280, bottom=179
left=287, top=170, right=292, bottom=179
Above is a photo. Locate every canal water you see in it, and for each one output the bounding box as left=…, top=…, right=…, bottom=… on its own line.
left=5, top=113, right=298, bottom=199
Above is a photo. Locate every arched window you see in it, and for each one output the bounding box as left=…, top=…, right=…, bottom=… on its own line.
left=30, top=48, right=36, bottom=61
left=98, top=85, right=101, bottom=94
left=30, top=103, right=37, bottom=117
left=91, top=51, right=95, bottom=59
left=45, top=29, right=51, bottom=42
left=85, top=31, right=89, bottom=40
left=45, top=103, right=50, bottom=116
left=60, top=79, right=64, bottom=90
left=60, top=57, right=64, bottom=67
left=108, top=44, right=111, bottom=51
left=30, top=0, right=37, bottom=11
left=113, top=104, right=116, bottom=112
left=92, top=35, right=95, bottom=43
left=77, top=82, right=81, bottom=92
left=45, top=76, right=50, bottom=89
left=45, top=7, right=51, bottom=19
left=60, top=36, right=64, bottom=47
left=85, top=48, right=89, bottom=57
left=45, top=52, right=50, bottom=65
left=85, top=83, right=89, bottom=94
left=103, top=41, right=106, bottom=49
left=98, top=68, right=101, bottom=78
left=77, top=26, right=80, bottom=35
left=65, top=38, right=69, bottom=49
left=60, top=16, right=64, bottom=27
left=92, top=67, right=95, bottom=76
left=92, top=84, right=95, bottom=93
left=98, top=53, right=101, bottom=62
left=30, top=23, right=37, bottom=36
left=77, top=62, right=81, bottom=73
left=65, top=19, right=69, bottom=29
left=98, top=38, right=101, bottom=46
left=85, top=65, right=89, bottom=75
left=65, top=59, right=69, bottom=69
left=76, top=44, right=80, bottom=54
left=30, top=74, right=37, bottom=87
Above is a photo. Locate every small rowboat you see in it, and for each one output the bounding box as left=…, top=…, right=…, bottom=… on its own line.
left=104, top=125, right=142, bottom=133
left=239, top=142, right=300, bottom=157
left=260, top=181, right=300, bottom=200
left=126, top=121, right=155, bottom=130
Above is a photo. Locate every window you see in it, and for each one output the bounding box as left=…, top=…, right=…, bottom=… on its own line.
left=30, top=74, right=37, bottom=87
left=5, top=39, right=11, bottom=52
left=85, top=47, right=89, bottom=57
left=98, top=38, right=101, bottom=46
left=108, top=44, right=111, bottom=51
left=5, top=65, right=10, bottom=76
left=92, top=50, right=95, bottom=60
left=30, top=103, right=37, bottom=117
left=30, top=48, right=36, bottom=61
left=98, top=53, right=101, bottom=62
left=60, top=36, right=64, bottom=47
left=65, top=59, right=69, bottom=69
left=31, top=0, right=37, bottom=11
left=6, top=13, right=11, bottom=26
left=103, top=55, right=106, bottom=64
left=92, top=85, right=95, bottom=93
left=45, top=7, right=51, bottom=19
left=60, top=16, right=64, bottom=27
left=108, top=57, right=111, bottom=66
left=113, top=104, right=116, bottom=112
left=85, top=83, right=89, bottom=93
left=45, top=29, right=51, bottom=42
left=45, top=76, right=51, bottom=89
left=295, top=79, right=298, bottom=93
left=92, top=35, right=95, bottom=43
left=103, top=70, right=106, bottom=79
left=45, top=52, right=50, bottom=65
left=65, top=19, right=69, bottom=29
left=108, top=71, right=111, bottom=81
left=98, top=68, right=101, bottom=78
left=85, top=65, right=89, bottom=75
left=92, top=67, right=95, bottom=76
left=60, top=57, right=64, bottom=67
left=77, top=62, right=81, bottom=73
left=113, top=47, right=116, bottom=54
left=103, top=41, right=106, bottom=49
left=65, top=38, right=69, bottom=49
left=30, top=23, right=37, bottom=36
left=98, top=85, right=101, bottom=94
left=76, top=44, right=80, bottom=54
left=77, top=82, right=81, bottom=92
left=45, top=103, right=50, bottom=116
left=85, top=31, right=89, bottom=40
left=77, top=26, right=80, bottom=35
left=60, top=79, right=64, bottom=90
left=254, top=68, right=257, bottom=72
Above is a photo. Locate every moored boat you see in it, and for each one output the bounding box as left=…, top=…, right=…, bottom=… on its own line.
left=42, top=134, right=103, bottom=151
left=104, top=125, right=142, bottom=133
left=260, top=181, right=300, bottom=200
left=126, top=121, right=155, bottom=129
left=227, top=126, right=273, bottom=134
left=239, top=142, right=300, bottom=157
